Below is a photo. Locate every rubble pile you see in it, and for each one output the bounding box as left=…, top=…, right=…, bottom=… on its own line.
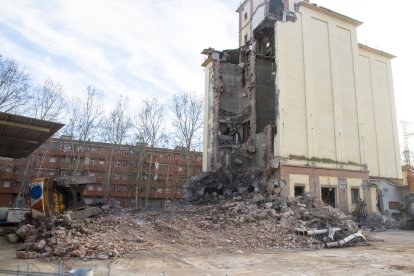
left=7, top=191, right=373, bottom=260
left=10, top=211, right=149, bottom=260
left=184, top=168, right=264, bottom=202
left=362, top=212, right=402, bottom=230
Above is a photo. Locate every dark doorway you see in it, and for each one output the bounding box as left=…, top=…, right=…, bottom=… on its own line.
left=377, top=188, right=383, bottom=213
left=294, top=186, right=305, bottom=197
left=321, top=187, right=336, bottom=208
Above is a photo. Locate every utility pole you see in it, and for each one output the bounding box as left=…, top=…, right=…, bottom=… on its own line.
left=400, top=120, right=414, bottom=166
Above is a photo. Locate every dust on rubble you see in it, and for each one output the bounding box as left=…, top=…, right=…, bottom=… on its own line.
left=7, top=189, right=378, bottom=261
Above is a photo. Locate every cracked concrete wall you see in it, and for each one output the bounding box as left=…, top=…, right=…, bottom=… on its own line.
left=202, top=0, right=298, bottom=173
left=255, top=58, right=276, bottom=133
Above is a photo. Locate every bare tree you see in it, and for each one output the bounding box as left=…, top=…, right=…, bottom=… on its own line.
left=30, top=79, right=67, bottom=121
left=14, top=79, right=68, bottom=206
left=170, top=92, right=203, bottom=151
left=101, top=95, right=132, bottom=201
left=170, top=91, right=203, bottom=182
left=63, top=86, right=104, bottom=176
left=0, top=55, right=30, bottom=113
left=134, top=97, right=166, bottom=208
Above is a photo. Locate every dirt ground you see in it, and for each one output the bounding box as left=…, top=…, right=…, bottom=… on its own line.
left=1, top=230, right=413, bottom=275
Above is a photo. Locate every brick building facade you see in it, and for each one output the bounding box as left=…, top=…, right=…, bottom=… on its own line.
left=0, top=137, right=202, bottom=208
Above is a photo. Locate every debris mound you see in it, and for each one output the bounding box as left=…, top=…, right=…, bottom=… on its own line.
left=8, top=182, right=374, bottom=260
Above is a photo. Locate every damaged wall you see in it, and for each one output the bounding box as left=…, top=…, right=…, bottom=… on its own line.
left=201, top=0, right=402, bottom=216
left=202, top=0, right=298, bottom=173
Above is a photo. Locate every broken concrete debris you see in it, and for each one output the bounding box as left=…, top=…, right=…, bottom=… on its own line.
left=4, top=188, right=376, bottom=260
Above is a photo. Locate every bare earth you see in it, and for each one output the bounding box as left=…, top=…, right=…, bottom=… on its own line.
left=1, top=230, right=413, bottom=275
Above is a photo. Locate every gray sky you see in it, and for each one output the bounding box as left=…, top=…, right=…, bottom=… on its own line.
left=0, top=0, right=413, bottom=151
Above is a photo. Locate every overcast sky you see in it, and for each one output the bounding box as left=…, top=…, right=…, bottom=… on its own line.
left=0, top=0, right=413, bottom=150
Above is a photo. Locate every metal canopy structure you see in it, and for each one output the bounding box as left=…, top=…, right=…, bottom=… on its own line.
left=0, top=112, right=64, bottom=159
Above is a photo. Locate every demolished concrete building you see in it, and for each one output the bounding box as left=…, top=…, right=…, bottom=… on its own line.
left=201, top=0, right=404, bottom=216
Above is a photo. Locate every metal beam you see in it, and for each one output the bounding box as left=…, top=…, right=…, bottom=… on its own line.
left=0, top=135, right=39, bottom=145
left=0, top=119, right=51, bottom=133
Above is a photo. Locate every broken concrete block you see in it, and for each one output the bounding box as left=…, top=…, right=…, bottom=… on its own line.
left=237, top=186, right=249, bottom=194
left=273, top=187, right=281, bottom=195
left=6, top=233, right=19, bottom=243
left=279, top=218, right=293, bottom=229
left=17, top=243, right=33, bottom=251
left=69, top=207, right=101, bottom=220
left=16, top=251, right=37, bottom=259
left=34, top=240, right=46, bottom=251
left=281, top=211, right=291, bottom=219
left=63, top=214, right=72, bottom=225
left=97, top=253, right=109, bottom=260
left=252, top=194, right=264, bottom=203
left=16, top=225, right=31, bottom=239
left=266, top=182, right=275, bottom=195
left=268, top=159, right=279, bottom=169
left=70, top=250, right=81, bottom=257
left=234, top=158, right=243, bottom=166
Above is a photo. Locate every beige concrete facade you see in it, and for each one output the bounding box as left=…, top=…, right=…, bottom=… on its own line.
left=275, top=3, right=402, bottom=180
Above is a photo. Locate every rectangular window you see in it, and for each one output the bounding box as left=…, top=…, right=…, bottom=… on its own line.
left=96, top=197, right=104, bottom=203
left=114, top=185, right=127, bottom=192
left=244, top=12, right=248, bottom=20
left=99, top=160, right=105, bottom=166
left=87, top=185, right=94, bottom=191
left=96, top=185, right=103, bottom=191
left=3, top=180, right=11, bottom=188
left=90, top=159, right=96, bottom=165
left=63, top=144, right=72, bottom=151
left=351, top=188, right=360, bottom=204
left=49, top=157, right=56, bottom=163
left=294, top=185, right=305, bottom=197
left=84, top=197, right=93, bottom=205
left=321, top=187, right=336, bottom=208
left=244, top=34, right=248, bottom=44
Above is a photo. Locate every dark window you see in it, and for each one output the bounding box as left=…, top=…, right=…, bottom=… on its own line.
left=321, top=187, right=336, bottom=208
left=244, top=12, right=248, bottom=20
left=294, top=186, right=305, bottom=197
left=351, top=188, right=360, bottom=204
